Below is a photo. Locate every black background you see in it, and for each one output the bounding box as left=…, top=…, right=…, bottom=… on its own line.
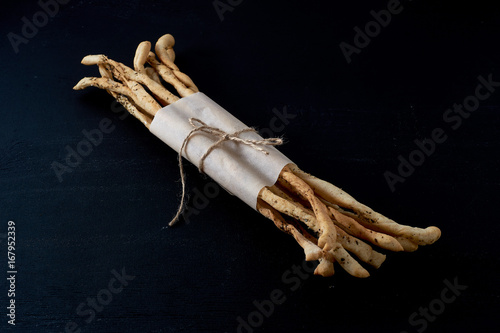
left=1, top=0, right=499, bottom=332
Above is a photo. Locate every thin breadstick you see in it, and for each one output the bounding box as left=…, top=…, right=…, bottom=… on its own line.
left=289, top=213, right=320, bottom=246
left=283, top=214, right=336, bottom=277
left=329, top=244, right=370, bottom=278
left=272, top=183, right=312, bottom=208
left=81, top=54, right=178, bottom=106
left=367, top=251, right=386, bottom=269
left=98, top=64, right=151, bottom=127
left=173, top=70, right=199, bottom=93
left=335, top=226, right=386, bottom=268
left=133, top=41, right=151, bottom=72
left=98, top=57, right=160, bottom=118
left=337, top=203, right=440, bottom=247
left=73, top=77, right=159, bottom=118
left=115, top=94, right=152, bottom=128
left=335, top=226, right=370, bottom=264
left=167, top=48, right=176, bottom=63
left=134, top=41, right=170, bottom=105
left=315, top=258, right=334, bottom=277
left=288, top=165, right=441, bottom=245
left=124, top=80, right=161, bottom=117
left=395, top=236, right=419, bottom=252
left=145, top=67, right=162, bottom=85
left=278, top=167, right=337, bottom=253
left=273, top=174, right=314, bottom=209
left=326, top=203, right=404, bottom=252
left=268, top=185, right=295, bottom=202
left=155, top=34, right=179, bottom=70
left=259, top=187, right=319, bottom=234
left=257, top=199, right=322, bottom=261
left=98, top=51, right=161, bottom=118
left=147, top=52, right=197, bottom=98
left=98, top=63, right=114, bottom=80
left=99, top=63, right=151, bottom=121
left=98, top=63, right=159, bottom=119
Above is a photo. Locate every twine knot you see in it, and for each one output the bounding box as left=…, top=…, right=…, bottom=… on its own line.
left=168, top=117, right=283, bottom=227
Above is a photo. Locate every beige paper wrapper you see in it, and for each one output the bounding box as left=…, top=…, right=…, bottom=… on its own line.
left=150, top=92, right=293, bottom=210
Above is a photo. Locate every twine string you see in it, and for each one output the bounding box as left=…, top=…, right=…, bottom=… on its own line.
left=168, top=117, right=283, bottom=226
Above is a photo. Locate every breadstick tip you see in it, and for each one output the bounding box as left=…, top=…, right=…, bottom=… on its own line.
left=314, top=259, right=335, bottom=277
left=73, top=78, right=88, bottom=90
left=424, top=226, right=441, bottom=244
left=81, top=54, right=104, bottom=66
left=158, top=33, right=175, bottom=48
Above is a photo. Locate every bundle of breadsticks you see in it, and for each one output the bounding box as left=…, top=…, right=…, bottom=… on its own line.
left=74, top=34, right=441, bottom=278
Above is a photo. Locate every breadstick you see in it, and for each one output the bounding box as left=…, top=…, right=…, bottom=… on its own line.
left=133, top=41, right=151, bottom=73
left=329, top=244, right=370, bottom=278
left=270, top=183, right=310, bottom=208
left=147, top=52, right=197, bottom=98
left=257, top=199, right=322, bottom=261
left=73, top=77, right=160, bottom=119
left=97, top=64, right=151, bottom=127
left=335, top=226, right=386, bottom=268
left=154, top=35, right=198, bottom=91
left=259, top=187, right=319, bottom=234
left=326, top=203, right=403, bottom=252
left=155, top=34, right=179, bottom=70
left=335, top=226, right=370, bottom=264
left=123, top=80, right=161, bottom=117
left=315, top=258, right=334, bottom=277
left=284, top=215, right=336, bottom=277
left=288, top=165, right=441, bottom=245
left=145, top=67, right=162, bottom=85
left=81, top=54, right=178, bottom=106
left=97, top=57, right=159, bottom=118
left=173, top=70, right=199, bottom=93
left=278, top=167, right=337, bottom=253
left=395, top=236, right=419, bottom=252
